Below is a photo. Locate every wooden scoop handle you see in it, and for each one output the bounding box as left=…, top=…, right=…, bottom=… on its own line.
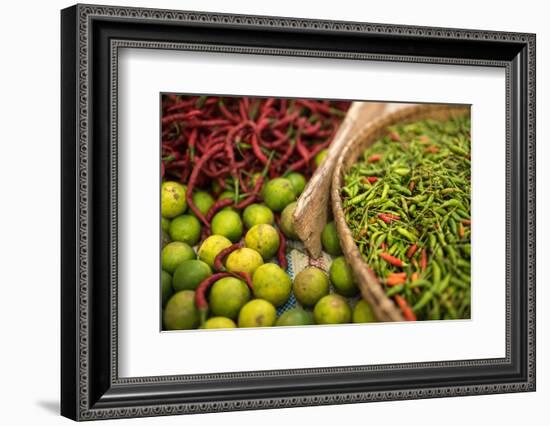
left=293, top=101, right=387, bottom=258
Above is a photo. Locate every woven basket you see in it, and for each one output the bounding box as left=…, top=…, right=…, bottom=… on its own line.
left=331, top=104, right=470, bottom=322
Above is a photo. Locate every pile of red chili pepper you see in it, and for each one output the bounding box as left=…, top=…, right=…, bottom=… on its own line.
left=162, top=95, right=350, bottom=229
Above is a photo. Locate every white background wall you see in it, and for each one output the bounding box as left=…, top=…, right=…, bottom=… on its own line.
left=0, top=0, right=546, bottom=424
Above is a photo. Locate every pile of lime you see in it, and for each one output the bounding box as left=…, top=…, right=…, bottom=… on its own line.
left=160, top=177, right=377, bottom=331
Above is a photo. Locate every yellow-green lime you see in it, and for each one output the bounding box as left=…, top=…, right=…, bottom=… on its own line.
left=161, top=270, right=173, bottom=307
left=198, top=235, right=232, bottom=268
left=202, top=317, right=237, bottom=329
left=252, top=263, right=292, bottom=307
left=161, top=217, right=171, bottom=232
left=169, top=214, right=201, bottom=246
left=191, top=191, right=215, bottom=217
left=286, top=172, right=307, bottom=195
left=172, top=259, right=212, bottom=291
left=329, top=256, right=358, bottom=296
left=314, top=149, right=328, bottom=167
left=275, top=308, right=314, bottom=326
left=209, top=277, right=251, bottom=319
left=238, top=299, right=277, bottom=327
left=353, top=300, right=377, bottom=323
left=163, top=290, right=199, bottom=330
left=161, top=241, right=196, bottom=274
left=280, top=202, right=298, bottom=240
left=261, top=178, right=296, bottom=212
left=226, top=247, right=264, bottom=276
left=211, top=210, right=243, bottom=243
left=242, top=204, right=274, bottom=228
left=293, top=267, right=330, bottom=307
left=161, top=181, right=187, bottom=218
left=313, top=294, right=351, bottom=325
left=321, top=221, right=342, bottom=256
left=244, top=224, right=279, bottom=260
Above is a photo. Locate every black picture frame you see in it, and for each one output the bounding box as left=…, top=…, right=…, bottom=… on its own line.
left=61, top=3, right=536, bottom=421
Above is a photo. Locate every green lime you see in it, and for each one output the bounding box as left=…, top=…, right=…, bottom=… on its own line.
left=313, top=294, right=351, bottom=324
left=161, top=181, right=187, bottom=218
left=286, top=172, right=307, bottom=195
left=161, top=229, right=171, bottom=248
left=161, top=217, right=171, bottom=232
left=198, top=235, right=232, bottom=268
left=238, top=299, right=277, bottom=327
left=314, top=149, right=328, bottom=167
left=329, top=256, right=358, bottom=296
left=169, top=214, right=201, bottom=246
left=353, top=300, right=377, bottom=323
left=202, top=317, right=237, bottom=329
left=321, top=222, right=342, bottom=256
left=242, top=204, right=274, bottom=229
left=163, top=290, right=199, bottom=330
left=172, top=259, right=212, bottom=291
left=211, top=210, right=243, bottom=243
left=226, top=247, right=264, bottom=276
left=161, top=270, right=173, bottom=307
left=161, top=241, right=196, bottom=274
left=252, top=263, right=292, bottom=307
left=280, top=202, right=298, bottom=240
left=244, top=224, right=280, bottom=260
left=261, top=178, right=296, bottom=212
left=209, top=277, right=251, bottom=319
left=293, top=267, right=330, bottom=307
left=275, top=308, right=314, bottom=326
left=191, top=191, right=215, bottom=217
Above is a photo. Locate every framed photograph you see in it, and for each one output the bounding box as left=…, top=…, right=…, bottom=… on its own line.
left=61, top=3, right=536, bottom=421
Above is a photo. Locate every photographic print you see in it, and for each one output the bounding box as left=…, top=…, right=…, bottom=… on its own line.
left=160, top=95, right=471, bottom=330
left=61, top=5, right=535, bottom=419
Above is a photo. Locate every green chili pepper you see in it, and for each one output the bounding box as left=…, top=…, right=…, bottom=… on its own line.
left=397, top=227, right=416, bottom=242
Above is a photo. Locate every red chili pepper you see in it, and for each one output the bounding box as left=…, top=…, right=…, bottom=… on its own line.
left=386, top=272, right=407, bottom=286
left=235, top=175, right=265, bottom=209
left=406, top=244, right=418, bottom=259
left=367, top=154, right=382, bottom=163
left=161, top=110, right=202, bottom=125
left=461, top=219, right=472, bottom=225
left=378, top=213, right=400, bottom=224
left=250, top=132, right=269, bottom=165
left=213, top=243, right=243, bottom=272
left=185, top=143, right=225, bottom=226
left=364, top=176, right=378, bottom=184
left=205, top=198, right=234, bottom=223
left=409, top=181, right=415, bottom=192
left=425, top=145, right=439, bottom=154
left=388, top=131, right=401, bottom=142
left=277, top=227, right=288, bottom=271
left=394, top=295, right=417, bottom=321
left=195, top=272, right=234, bottom=324
left=420, top=249, right=427, bottom=272
left=379, top=252, right=404, bottom=267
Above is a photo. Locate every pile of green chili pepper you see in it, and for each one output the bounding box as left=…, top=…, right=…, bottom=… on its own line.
left=341, top=115, right=471, bottom=321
